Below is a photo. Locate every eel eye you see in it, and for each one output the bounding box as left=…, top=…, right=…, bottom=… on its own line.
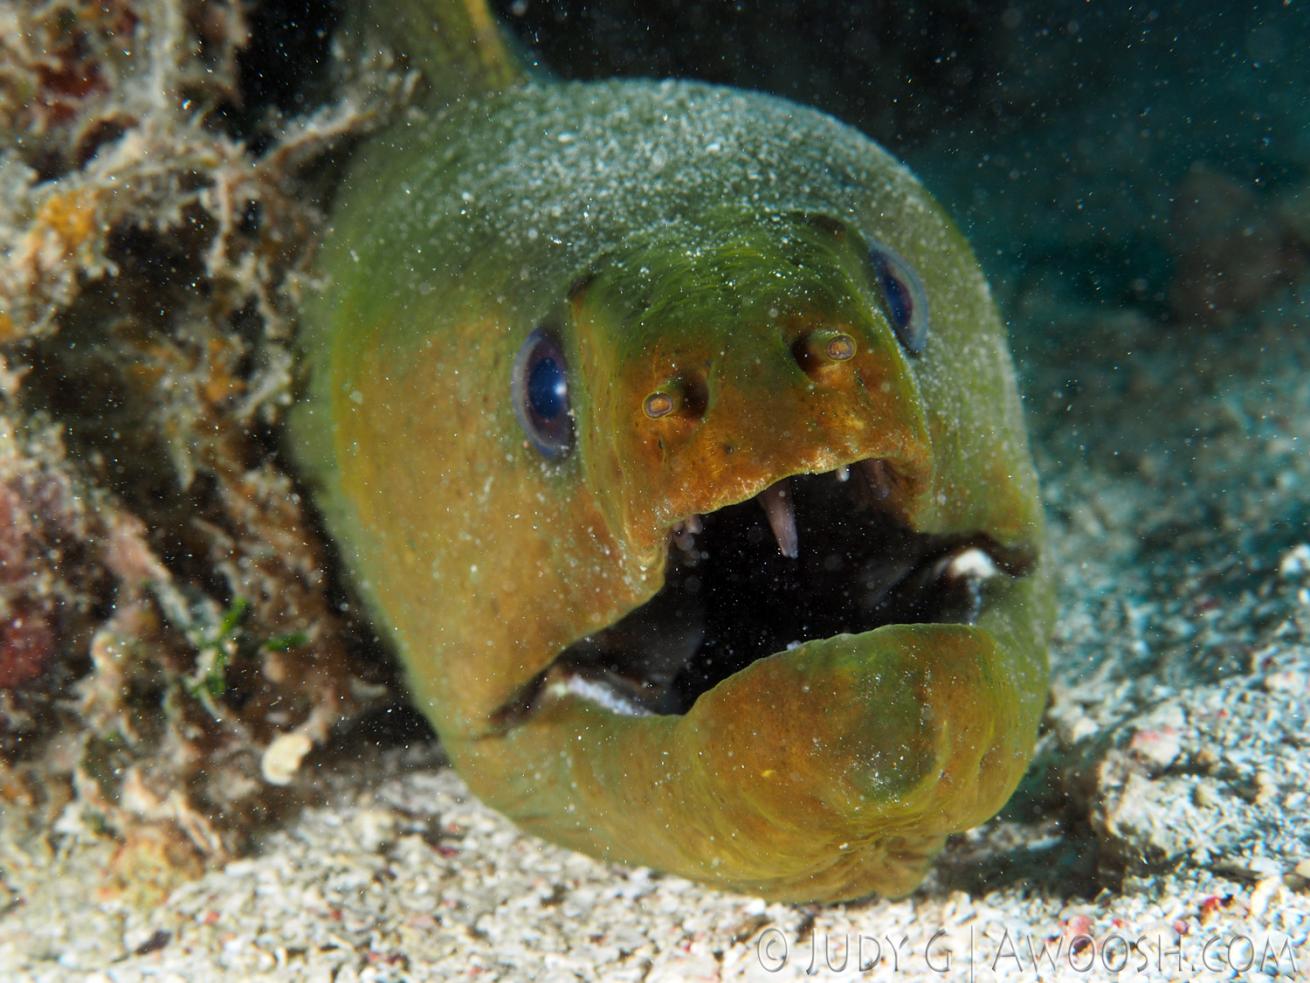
left=512, top=328, right=574, bottom=458
left=866, top=238, right=929, bottom=355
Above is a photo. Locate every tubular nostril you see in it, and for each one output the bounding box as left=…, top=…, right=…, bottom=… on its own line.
left=792, top=328, right=858, bottom=375
left=643, top=391, right=677, bottom=418
left=822, top=333, right=856, bottom=361
left=643, top=374, right=708, bottom=421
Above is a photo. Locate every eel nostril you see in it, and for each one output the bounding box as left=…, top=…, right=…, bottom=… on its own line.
left=822, top=333, right=856, bottom=361
left=644, top=392, right=677, bottom=418
left=644, top=373, right=708, bottom=421
left=792, top=328, right=858, bottom=376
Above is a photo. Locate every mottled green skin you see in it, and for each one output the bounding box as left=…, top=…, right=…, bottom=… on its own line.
left=291, top=79, right=1054, bottom=901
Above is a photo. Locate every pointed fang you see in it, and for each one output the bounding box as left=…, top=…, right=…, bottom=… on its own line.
left=758, top=481, right=799, bottom=558
left=857, top=459, right=894, bottom=502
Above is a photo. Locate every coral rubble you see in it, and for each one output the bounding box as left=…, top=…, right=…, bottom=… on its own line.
left=0, top=0, right=405, bottom=892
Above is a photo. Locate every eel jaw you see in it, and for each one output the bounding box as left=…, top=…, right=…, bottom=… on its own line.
left=461, top=453, right=1047, bottom=902
left=496, top=455, right=1033, bottom=723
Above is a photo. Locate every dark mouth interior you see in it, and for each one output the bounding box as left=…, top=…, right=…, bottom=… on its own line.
left=505, top=461, right=1027, bottom=720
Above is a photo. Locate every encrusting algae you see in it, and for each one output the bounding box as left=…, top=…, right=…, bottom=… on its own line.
left=0, top=0, right=405, bottom=902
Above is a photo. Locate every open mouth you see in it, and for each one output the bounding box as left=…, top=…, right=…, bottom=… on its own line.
left=499, top=459, right=1033, bottom=721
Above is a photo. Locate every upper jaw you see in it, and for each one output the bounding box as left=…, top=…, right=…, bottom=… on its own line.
left=615, top=436, right=934, bottom=569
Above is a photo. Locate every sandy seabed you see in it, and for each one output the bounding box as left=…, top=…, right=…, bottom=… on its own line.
left=2, top=2, right=1310, bottom=980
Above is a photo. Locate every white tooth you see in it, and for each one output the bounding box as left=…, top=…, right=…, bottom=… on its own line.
left=946, top=547, right=998, bottom=581
left=835, top=466, right=850, bottom=482
left=671, top=515, right=703, bottom=554
left=858, top=459, right=893, bottom=501
left=758, top=481, right=799, bottom=558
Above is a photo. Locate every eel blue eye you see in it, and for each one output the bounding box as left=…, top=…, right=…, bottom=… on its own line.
left=866, top=237, right=929, bottom=355
left=512, top=328, right=574, bottom=458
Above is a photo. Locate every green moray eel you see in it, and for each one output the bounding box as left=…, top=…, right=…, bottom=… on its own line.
left=289, top=1, right=1054, bottom=902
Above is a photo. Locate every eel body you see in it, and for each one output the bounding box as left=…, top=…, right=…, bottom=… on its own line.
left=290, top=2, right=1054, bottom=902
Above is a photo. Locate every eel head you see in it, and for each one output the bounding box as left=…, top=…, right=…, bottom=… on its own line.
left=320, top=206, right=1051, bottom=902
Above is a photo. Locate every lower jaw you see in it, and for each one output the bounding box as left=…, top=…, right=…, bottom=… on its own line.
left=451, top=569, right=1052, bottom=903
